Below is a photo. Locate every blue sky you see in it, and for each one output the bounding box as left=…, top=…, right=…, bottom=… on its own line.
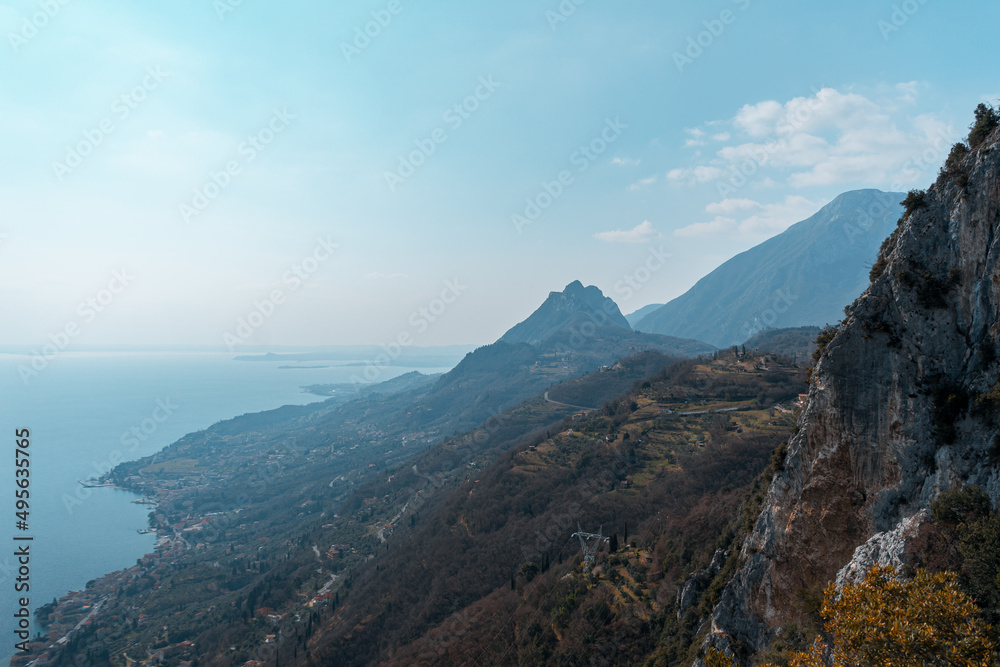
left=1, top=0, right=997, bottom=349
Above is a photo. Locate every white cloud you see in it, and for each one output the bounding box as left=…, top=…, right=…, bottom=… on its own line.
left=683, top=127, right=707, bottom=147
left=612, top=157, right=641, bottom=166
left=667, top=165, right=723, bottom=185
left=594, top=220, right=658, bottom=244
left=675, top=196, right=824, bottom=240
left=670, top=84, right=956, bottom=193
left=674, top=217, right=736, bottom=238
left=705, top=198, right=762, bottom=215
left=896, top=81, right=920, bottom=104
left=736, top=195, right=825, bottom=237
left=628, top=175, right=658, bottom=190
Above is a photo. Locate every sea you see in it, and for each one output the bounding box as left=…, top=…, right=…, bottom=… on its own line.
left=0, top=350, right=461, bottom=663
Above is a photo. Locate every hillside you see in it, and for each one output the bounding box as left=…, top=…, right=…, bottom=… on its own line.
left=309, top=352, right=805, bottom=666
left=742, top=326, right=821, bottom=360
left=635, top=190, right=904, bottom=347
left=16, top=282, right=712, bottom=666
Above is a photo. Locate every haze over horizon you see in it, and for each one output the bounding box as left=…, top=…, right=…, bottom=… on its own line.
left=3, top=0, right=998, bottom=349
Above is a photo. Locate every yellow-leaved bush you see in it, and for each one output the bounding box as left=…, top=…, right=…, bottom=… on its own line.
left=704, top=565, right=997, bottom=667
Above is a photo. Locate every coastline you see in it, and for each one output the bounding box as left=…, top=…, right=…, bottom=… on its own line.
left=14, top=531, right=181, bottom=666
left=14, top=480, right=170, bottom=666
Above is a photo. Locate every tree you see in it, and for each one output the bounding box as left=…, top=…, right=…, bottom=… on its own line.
left=969, top=103, right=1000, bottom=149
left=769, top=565, right=996, bottom=667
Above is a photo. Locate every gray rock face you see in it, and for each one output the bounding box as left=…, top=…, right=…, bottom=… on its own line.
left=703, top=129, right=1000, bottom=663
left=678, top=549, right=728, bottom=618
left=835, top=510, right=928, bottom=589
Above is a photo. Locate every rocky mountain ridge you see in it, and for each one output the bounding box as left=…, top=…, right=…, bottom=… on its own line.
left=703, top=114, right=1000, bottom=663
left=500, top=280, right=633, bottom=345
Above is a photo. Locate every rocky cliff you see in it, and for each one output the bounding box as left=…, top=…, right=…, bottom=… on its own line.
left=704, top=119, right=1000, bottom=662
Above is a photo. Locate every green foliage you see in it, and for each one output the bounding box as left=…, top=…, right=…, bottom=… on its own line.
left=901, top=189, right=927, bottom=214
left=870, top=229, right=900, bottom=283
left=930, top=485, right=992, bottom=526
left=957, top=512, right=1000, bottom=628
left=945, top=142, right=971, bottom=174
left=753, top=624, right=810, bottom=667
left=930, top=486, right=1000, bottom=632
left=916, top=272, right=955, bottom=309
left=519, top=561, right=540, bottom=582
left=806, top=324, right=840, bottom=382
left=969, top=103, right=1000, bottom=149
left=770, top=441, right=789, bottom=474
left=812, top=325, right=839, bottom=362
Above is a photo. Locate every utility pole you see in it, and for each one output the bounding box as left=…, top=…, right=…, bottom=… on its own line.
left=571, top=524, right=608, bottom=573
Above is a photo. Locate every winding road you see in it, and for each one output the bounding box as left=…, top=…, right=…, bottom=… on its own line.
left=543, top=391, right=597, bottom=412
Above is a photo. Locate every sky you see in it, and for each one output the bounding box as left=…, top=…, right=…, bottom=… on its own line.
left=1, top=0, right=998, bottom=350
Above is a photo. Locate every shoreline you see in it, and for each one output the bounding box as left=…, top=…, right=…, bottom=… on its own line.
left=13, top=481, right=166, bottom=666
left=14, top=530, right=183, bottom=666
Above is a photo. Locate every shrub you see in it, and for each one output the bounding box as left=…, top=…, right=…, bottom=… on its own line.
left=805, top=324, right=840, bottom=383
left=945, top=142, right=971, bottom=174
left=870, top=230, right=899, bottom=283
left=762, top=566, right=997, bottom=667
left=902, top=189, right=927, bottom=214
left=969, top=103, right=1000, bottom=149
left=930, top=485, right=992, bottom=526
left=770, top=441, right=789, bottom=474
left=812, top=324, right=839, bottom=363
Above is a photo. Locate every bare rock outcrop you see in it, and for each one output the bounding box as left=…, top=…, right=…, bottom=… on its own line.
left=704, top=123, right=1000, bottom=663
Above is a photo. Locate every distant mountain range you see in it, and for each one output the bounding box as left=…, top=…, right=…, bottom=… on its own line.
left=625, top=303, right=664, bottom=328
left=635, top=189, right=904, bottom=347
left=415, top=281, right=712, bottom=432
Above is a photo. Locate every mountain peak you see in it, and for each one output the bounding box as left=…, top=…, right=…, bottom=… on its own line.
left=499, top=281, right=631, bottom=346
left=635, top=189, right=904, bottom=346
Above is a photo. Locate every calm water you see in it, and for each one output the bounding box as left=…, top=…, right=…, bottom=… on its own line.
left=0, top=351, right=455, bottom=662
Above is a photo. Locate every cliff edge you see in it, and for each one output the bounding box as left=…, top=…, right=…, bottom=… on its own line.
left=705, top=110, right=1000, bottom=662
